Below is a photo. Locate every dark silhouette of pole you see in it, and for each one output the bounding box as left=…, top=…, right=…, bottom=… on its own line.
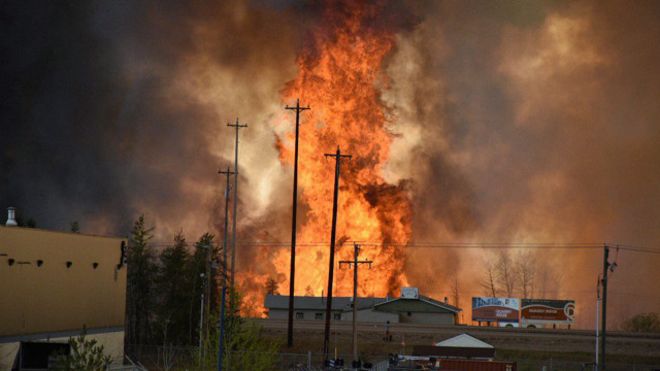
left=217, top=167, right=234, bottom=371
left=322, top=147, right=351, bottom=365
left=204, top=240, right=211, bottom=360
left=285, top=99, right=309, bottom=348
left=600, top=244, right=609, bottom=371
left=339, top=243, right=372, bottom=367
left=227, top=119, right=247, bottom=302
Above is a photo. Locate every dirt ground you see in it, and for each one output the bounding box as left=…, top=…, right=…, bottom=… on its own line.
left=256, top=319, right=660, bottom=369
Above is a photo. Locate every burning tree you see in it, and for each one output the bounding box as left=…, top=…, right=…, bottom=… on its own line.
left=265, top=277, right=279, bottom=295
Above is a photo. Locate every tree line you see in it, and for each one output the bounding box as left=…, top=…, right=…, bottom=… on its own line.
left=480, top=250, right=558, bottom=299
left=123, top=215, right=279, bottom=370
left=125, top=215, right=221, bottom=349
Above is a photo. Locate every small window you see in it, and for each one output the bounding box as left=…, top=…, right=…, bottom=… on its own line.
left=333, top=313, right=341, bottom=320
left=315, top=313, right=323, bottom=320
left=407, top=311, right=412, bottom=317
left=296, top=312, right=304, bottom=320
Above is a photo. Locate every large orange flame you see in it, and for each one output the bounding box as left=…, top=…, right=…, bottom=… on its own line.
left=239, top=1, right=412, bottom=316
left=280, top=1, right=411, bottom=295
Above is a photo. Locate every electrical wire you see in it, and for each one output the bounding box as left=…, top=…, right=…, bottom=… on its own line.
left=142, top=240, right=660, bottom=254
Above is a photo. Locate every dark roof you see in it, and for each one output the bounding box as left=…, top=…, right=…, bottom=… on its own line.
left=264, top=294, right=386, bottom=312
left=412, top=345, right=495, bottom=359
left=373, top=295, right=461, bottom=314
left=421, top=295, right=462, bottom=312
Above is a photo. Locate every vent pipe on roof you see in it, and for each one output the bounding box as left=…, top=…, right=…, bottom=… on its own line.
left=6, top=207, right=17, bottom=227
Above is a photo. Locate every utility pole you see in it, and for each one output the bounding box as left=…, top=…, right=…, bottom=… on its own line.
left=322, top=147, right=351, bottom=366
left=285, top=98, right=310, bottom=348
left=339, top=243, right=372, bottom=369
left=595, top=276, right=600, bottom=370
left=205, top=241, right=212, bottom=352
left=227, top=118, right=247, bottom=301
left=199, top=273, right=205, bottom=365
left=600, top=244, right=617, bottom=371
left=217, top=167, right=234, bottom=371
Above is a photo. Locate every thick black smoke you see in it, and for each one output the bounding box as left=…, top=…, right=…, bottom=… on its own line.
left=2, top=1, right=659, bottom=327
left=0, top=1, right=300, bottom=237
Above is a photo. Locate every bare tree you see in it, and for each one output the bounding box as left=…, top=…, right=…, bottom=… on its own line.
left=536, top=263, right=562, bottom=298
left=480, top=259, right=499, bottom=297
left=516, top=250, right=536, bottom=298
left=451, top=268, right=460, bottom=308
left=158, top=344, right=177, bottom=371
left=496, top=250, right=516, bottom=297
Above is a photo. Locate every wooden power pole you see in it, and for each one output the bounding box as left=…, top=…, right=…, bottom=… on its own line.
left=599, top=245, right=608, bottom=370
left=339, top=243, right=372, bottom=368
left=227, top=119, right=247, bottom=302
left=323, top=147, right=351, bottom=365
left=285, top=98, right=309, bottom=347
left=217, top=167, right=234, bottom=371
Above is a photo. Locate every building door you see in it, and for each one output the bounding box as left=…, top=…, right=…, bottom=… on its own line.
left=16, top=342, right=70, bottom=370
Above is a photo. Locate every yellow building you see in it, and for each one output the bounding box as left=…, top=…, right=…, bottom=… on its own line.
left=0, top=214, right=127, bottom=370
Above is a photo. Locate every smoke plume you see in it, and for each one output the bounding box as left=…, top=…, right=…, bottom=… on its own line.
left=1, top=0, right=659, bottom=327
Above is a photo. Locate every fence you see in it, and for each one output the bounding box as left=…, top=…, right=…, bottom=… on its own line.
left=125, top=346, right=660, bottom=371
left=125, top=345, right=389, bottom=371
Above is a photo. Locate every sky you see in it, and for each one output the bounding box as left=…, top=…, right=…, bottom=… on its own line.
left=1, top=0, right=659, bottom=327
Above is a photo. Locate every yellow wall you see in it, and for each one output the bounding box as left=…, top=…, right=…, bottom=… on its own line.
left=0, top=226, right=127, bottom=337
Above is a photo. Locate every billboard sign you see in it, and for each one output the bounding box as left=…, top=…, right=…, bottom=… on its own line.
left=472, top=297, right=520, bottom=323
left=521, top=299, right=575, bottom=324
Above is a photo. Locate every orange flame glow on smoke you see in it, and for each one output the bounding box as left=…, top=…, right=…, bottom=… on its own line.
left=268, top=1, right=412, bottom=303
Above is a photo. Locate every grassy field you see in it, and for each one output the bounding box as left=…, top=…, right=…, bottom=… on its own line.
left=256, top=319, right=660, bottom=370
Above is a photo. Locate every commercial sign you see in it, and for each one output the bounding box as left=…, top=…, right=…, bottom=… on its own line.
left=471, top=297, right=520, bottom=323
left=521, top=299, right=575, bottom=324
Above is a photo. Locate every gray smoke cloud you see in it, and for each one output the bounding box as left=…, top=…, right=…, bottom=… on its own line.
left=384, top=0, right=660, bottom=327
left=2, top=0, right=658, bottom=326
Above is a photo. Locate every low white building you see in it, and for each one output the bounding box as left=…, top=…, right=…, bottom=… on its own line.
left=264, top=287, right=461, bottom=325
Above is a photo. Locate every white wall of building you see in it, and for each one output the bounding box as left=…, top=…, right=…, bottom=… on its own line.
left=341, top=309, right=399, bottom=323
left=399, top=312, right=455, bottom=325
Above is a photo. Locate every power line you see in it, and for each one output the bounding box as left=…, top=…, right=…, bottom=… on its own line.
left=139, top=241, right=660, bottom=254
left=616, top=246, right=660, bottom=255
left=230, top=242, right=605, bottom=248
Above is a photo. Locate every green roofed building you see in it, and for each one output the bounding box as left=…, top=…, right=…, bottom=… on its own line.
left=265, top=287, right=461, bottom=325
left=373, top=287, right=461, bottom=325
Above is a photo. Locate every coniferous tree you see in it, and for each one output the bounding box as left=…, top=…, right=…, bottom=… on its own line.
left=156, top=232, right=191, bottom=345
left=126, top=215, right=157, bottom=352
left=187, top=233, right=217, bottom=346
